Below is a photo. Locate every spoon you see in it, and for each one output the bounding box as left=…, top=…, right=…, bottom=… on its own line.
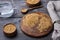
left=21, top=5, right=43, bottom=14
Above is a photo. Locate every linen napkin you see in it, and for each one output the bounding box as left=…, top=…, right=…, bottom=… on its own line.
left=47, top=1, right=60, bottom=40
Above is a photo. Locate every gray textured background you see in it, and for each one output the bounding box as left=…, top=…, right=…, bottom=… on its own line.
left=0, top=0, right=59, bottom=40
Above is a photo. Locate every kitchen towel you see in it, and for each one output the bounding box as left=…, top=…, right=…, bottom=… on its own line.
left=47, top=1, right=60, bottom=40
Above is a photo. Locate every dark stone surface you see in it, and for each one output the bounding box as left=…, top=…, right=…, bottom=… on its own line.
left=0, top=0, right=58, bottom=40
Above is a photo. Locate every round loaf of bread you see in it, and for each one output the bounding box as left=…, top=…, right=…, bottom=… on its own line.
left=20, top=12, right=53, bottom=37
